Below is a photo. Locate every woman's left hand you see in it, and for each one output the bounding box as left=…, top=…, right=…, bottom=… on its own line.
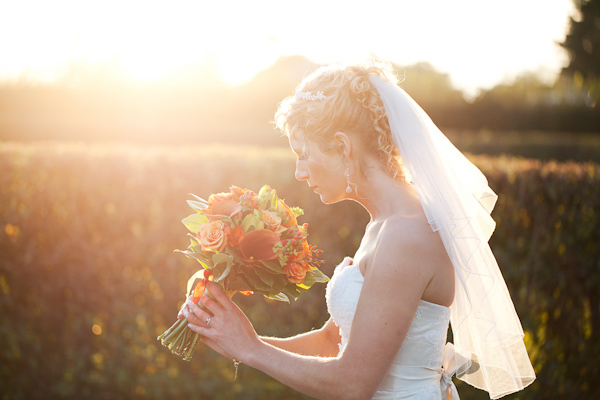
left=183, top=280, right=259, bottom=362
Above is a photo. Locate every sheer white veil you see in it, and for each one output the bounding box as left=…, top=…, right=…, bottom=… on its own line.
left=369, top=75, right=535, bottom=399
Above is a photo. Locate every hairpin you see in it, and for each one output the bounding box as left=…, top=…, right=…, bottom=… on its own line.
left=294, top=91, right=326, bottom=101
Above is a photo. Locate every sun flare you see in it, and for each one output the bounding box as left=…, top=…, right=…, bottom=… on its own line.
left=0, top=0, right=575, bottom=92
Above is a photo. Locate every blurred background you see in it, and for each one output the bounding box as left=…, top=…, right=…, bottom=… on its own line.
left=0, top=0, right=599, bottom=399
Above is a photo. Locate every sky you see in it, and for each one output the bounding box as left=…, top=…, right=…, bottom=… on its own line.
left=0, top=0, right=576, bottom=96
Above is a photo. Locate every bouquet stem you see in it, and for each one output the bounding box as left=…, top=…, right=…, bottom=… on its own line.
left=157, top=289, right=236, bottom=361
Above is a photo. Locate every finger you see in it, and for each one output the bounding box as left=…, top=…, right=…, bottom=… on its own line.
left=205, top=281, right=233, bottom=309
left=182, top=306, right=201, bottom=326
left=185, top=302, right=213, bottom=327
left=198, top=289, right=225, bottom=314
left=177, top=295, right=194, bottom=319
left=186, top=301, right=212, bottom=326
left=188, top=322, right=210, bottom=337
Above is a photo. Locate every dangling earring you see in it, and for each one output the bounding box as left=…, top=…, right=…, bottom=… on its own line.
left=345, top=163, right=352, bottom=193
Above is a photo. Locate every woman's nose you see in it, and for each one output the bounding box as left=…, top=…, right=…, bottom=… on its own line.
left=295, top=164, right=308, bottom=181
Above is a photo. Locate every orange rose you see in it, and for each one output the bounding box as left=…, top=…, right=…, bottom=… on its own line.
left=203, top=195, right=242, bottom=219
left=229, top=186, right=245, bottom=201
left=284, top=261, right=309, bottom=284
left=262, top=210, right=287, bottom=234
left=208, top=192, right=234, bottom=204
left=196, top=220, right=227, bottom=252
left=226, top=225, right=245, bottom=247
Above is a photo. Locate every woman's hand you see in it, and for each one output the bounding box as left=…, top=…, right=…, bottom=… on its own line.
left=182, top=281, right=259, bottom=362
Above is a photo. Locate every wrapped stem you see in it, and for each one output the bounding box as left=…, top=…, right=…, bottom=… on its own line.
left=157, top=285, right=236, bottom=360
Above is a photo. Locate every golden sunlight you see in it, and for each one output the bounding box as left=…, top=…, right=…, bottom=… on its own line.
left=0, top=0, right=574, bottom=92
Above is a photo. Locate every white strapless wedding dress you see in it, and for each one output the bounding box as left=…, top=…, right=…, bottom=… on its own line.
left=326, top=258, right=459, bottom=400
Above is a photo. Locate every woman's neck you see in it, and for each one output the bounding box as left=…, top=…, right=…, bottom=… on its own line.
left=351, top=167, right=422, bottom=223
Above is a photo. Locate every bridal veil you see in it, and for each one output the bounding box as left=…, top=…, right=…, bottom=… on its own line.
left=369, top=75, right=536, bottom=399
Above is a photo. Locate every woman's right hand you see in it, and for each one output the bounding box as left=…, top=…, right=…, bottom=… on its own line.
left=184, top=281, right=260, bottom=363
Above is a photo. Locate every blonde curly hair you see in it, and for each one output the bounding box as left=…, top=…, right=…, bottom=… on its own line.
left=274, top=60, right=404, bottom=180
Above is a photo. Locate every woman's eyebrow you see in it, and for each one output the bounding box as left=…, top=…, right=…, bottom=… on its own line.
left=290, top=143, right=304, bottom=155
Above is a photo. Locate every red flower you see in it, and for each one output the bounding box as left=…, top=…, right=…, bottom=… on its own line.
left=192, top=270, right=212, bottom=304
left=226, top=225, right=245, bottom=247
left=239, top=229, right=280, bottom=262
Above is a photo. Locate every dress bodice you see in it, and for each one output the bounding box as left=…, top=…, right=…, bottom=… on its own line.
left=325, top=258, right=455, bottom=399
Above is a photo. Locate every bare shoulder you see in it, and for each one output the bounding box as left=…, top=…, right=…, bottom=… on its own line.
left=362, top=216, right=433, bottom=285
left=362, top=214, right=453, bottom=305
left=372, top=214, right=437, bottom=264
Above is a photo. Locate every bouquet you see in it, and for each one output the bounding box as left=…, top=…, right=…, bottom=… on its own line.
left=157, top=185, right=328, bottom=360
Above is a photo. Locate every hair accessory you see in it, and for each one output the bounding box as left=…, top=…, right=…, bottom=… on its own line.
left=345, top=163, right=352, bottom=193
left=369, top=74, right=535, bottom=399
left=295, top=90, right=326, bottom=101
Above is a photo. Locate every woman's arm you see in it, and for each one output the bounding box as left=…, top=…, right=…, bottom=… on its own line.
left=260, top=317, right=341, bottom=357
left=181, top=299, right=341, bottom=357
left=186, top=229, right=433, bottom=400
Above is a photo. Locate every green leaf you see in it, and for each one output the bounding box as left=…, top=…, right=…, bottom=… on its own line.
left=189, top=193, right=209, bottom=204
left=282, top=285, right=301, bottom=301
left=221, top=275, right=253, bottom=293
left=182, top=213, right=208, bottom=233
left=188, top=233, right=201, bottom=246
left=212, top=252, right=234, bottom=266
left=212, top=264, right=230, bottom=283
left=177, top=249, right=201, bottom=260
left=186, top=269, right=209, bottom=297
left=258, top=259, right=286, bottom=274
left=264, top=191, right=279, bottom=211
left=212, top=253, right=235, bottom=283
left=267, top=292, right=290, bottom=302
left=257, top=185, right=275, bottom=210
left=242, top=268, right=272, bottom=291
left=198, top=251, right=213, bottom=263
left=187, top=200, right=208, bottom=212
left=178, top=249, right=213, bottom=273
left=257, top=185, right=270, bottom=197
left=241, top=210, right=264, bottom=232
left=310, top=268, right=330, bottom=283
left=253, top=267, right=276, bottom=286
left=269, top=274, right=288, bottom=290
left=300, top=271, right=317, bottom=288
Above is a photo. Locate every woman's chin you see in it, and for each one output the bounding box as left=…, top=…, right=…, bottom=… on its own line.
left=318, top=193, right=344, bottom=205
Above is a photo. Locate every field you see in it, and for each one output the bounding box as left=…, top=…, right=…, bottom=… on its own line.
left=1, top=138, right=599, bottom=399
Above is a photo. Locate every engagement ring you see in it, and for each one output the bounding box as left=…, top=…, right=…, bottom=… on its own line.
left=205, top=316, right=211, bottom=326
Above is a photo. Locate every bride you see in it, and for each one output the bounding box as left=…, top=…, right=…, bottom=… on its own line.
left=182, top=61, right=535, bottom=399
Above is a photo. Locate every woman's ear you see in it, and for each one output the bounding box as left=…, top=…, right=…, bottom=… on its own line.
left=333, top=132, right=352, bottom=161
